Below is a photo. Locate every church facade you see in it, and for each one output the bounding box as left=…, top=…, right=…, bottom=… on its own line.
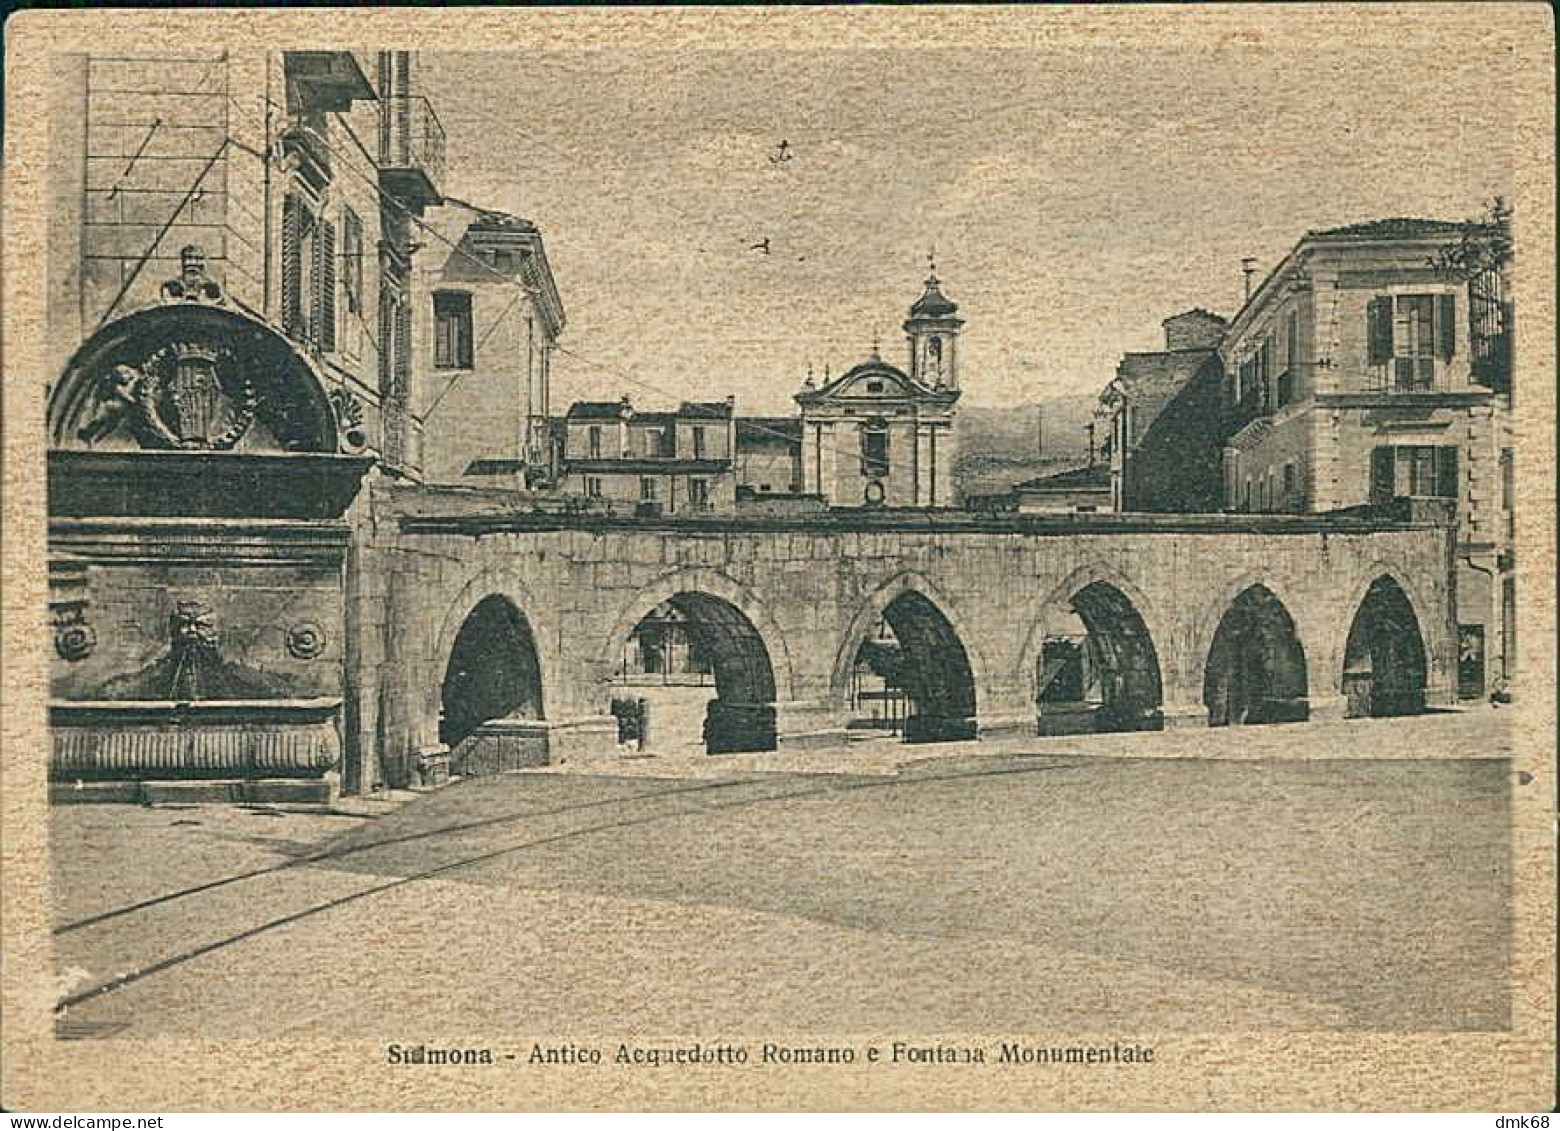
left=796, top=272, right=964, bottom=508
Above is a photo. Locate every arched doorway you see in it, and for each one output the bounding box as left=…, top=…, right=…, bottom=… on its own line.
left=848, top=590, right=977, bottom=744
left=1343, top=576, right=1428, bottom=717
left=440, top=596, right=545, bottom=765
left=611, top=591, right=777, bottom=755
left=1036, top=581, right=1164, bottom=734
left=1202, top=585, right=1310, bottom=726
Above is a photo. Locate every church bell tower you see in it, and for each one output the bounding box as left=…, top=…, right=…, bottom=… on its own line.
left=904, top=257, right=963, bottom=390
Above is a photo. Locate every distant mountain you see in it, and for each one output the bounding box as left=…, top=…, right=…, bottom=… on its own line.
left=957, top=396, right=1099, bottom=461
left=954, top=395, right=1101, bottom=499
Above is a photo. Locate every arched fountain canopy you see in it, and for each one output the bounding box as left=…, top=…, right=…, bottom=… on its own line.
left=47, top=246, right=370, bottom=518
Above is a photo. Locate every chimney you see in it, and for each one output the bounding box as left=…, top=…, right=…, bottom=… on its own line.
left=1241, top=257, right=1258, bottom=301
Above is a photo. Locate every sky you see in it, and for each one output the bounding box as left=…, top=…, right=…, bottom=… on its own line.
left=422, top=8, right=1520, bottom=415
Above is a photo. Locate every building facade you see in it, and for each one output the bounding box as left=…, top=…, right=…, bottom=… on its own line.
left=556, top=397, right=738, bottom=513
left=414, top=205, right=563, bottom=487
left=1009, top=463, right=1112, bottom=514
left=1095, top=309, right=1228, bottom=513
left=1217, top=218, right=1515, bottom=697
left=796, top=273, right=963, bottom=508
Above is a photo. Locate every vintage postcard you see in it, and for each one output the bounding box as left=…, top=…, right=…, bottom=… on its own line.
left=2, top=4, right=1554, bottom=1113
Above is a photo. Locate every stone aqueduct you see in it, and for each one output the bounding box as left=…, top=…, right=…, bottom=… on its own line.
left=355, top=489, right=1458, bottom=790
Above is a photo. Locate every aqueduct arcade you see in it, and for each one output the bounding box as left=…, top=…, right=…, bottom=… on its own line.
left=356, top=491, right=1458, bottom=790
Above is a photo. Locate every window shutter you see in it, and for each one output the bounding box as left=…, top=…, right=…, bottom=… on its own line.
left=1366, top=296, right=1393, bottom=366
left=434, top=303, right=451, bottom=368
left=342, top=208, right=363, bottom=314
left=315, top=219, right=336, bottom=354
left=457, top=300, right=473, bottom=368
left=1370, top=446, right=1396, bottom=505
left=281, top=194, right=304, bottom=338
left=378, top=287, right=396, bottom=397
left=1436, top=293, right=1456, bottom=360
left=394, top=298, right=412, bottom=399
left=1437, top=446, right=1459, bottom=500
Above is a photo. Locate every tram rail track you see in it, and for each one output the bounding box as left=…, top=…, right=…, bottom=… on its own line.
left=56, top=757, right=1085, bottom=1014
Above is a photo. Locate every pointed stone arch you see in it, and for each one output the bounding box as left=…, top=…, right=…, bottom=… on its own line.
left=432, top=567, right=562, bottom=718
left=1200, top=582, right=1311, bottom=726
left=598, top=568, right=790, bottom=754
left=1341, top=573, right=1431, bottom=717
left=831, top=571, right=987, bottom=743
left=1021, top=563, right=1166, bottom=733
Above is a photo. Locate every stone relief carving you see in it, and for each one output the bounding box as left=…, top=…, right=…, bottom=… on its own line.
left=329, top=388, right=368, bottom=452
left=286, top=621, right=328, bottom=660
left=75, top=337, right=261, bottom=452
left=52, top=604, right=96, bottom=662
left=63, top=244, right=351, bottom=455
left=95, top=598, right=301, bottom=701
left=160, top=245, right=226, bottom=305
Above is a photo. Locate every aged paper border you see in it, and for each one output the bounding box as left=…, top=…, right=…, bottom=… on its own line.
left=2, top=4, right=1554, bottom=1111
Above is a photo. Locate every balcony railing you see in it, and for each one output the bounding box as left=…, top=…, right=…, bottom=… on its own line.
left=1364, top=359, right=1443, bottom=394
left=1471, top=328, right=1513, bottom=393
left=379, top=93, right=445, bottom=209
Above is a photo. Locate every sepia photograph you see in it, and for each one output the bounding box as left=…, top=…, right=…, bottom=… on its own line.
left=1, top=3, right=1553, bottom=1113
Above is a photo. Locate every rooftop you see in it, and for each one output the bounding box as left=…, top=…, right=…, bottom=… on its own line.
left=907, top=273, right=959, bottom=319
left=1012, top=463, right=1111, bottom=493
left=1305, top=217, right=1467, bottom=241
left=566, top=400, right=629, bottom=420
left=467, top=209, right=539, bottom=234
left=1164, top=308, right=1228, bottom=325
left=737, top=416, right=803, bottom=443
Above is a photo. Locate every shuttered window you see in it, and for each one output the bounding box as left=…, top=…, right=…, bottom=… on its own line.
left=1367, top=294, right=1457, bottom=390
left=1436, top=293, right=1457, bottom=360
left=313, top=218, right=336, bottom=354
left=1366, top=297, right=1394, bottom=366
left=1392, top=296, right=1434, bottom=391
left=378, top=286, right=397, bottom=398
left=281, top=194, right=306, bottom=339
left=378, top=287, right=398, bottom=466
left=1370, top=447, right=1396, bottom=505
left=394, top=296, right=412, bottom=395
left=861, top=429, right=889, bottom=478
left=1371, top=445, right=1459, bottom=501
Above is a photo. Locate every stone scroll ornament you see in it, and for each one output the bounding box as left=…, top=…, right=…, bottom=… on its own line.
left=286, top=622, right=328, bottom=660
left=52, top=607, right=96, bottom=662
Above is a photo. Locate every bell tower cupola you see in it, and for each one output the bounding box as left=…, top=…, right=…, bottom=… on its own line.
left=904, top=253, right=964, bottom=390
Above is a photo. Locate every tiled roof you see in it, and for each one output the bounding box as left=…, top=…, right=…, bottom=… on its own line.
left=838, top=357, right=912, bottom=384
left=1165, top=307, right=1227, bottom=325
left=566, top=401, right=629, bottom=420
left=1115, top=347, right=1218, bottom=393
left=1226, top=417, right=1274, bottom=451
left=468, top=209, right=539, bottom=234
left=1307, top=217, right=1465, bottom=241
